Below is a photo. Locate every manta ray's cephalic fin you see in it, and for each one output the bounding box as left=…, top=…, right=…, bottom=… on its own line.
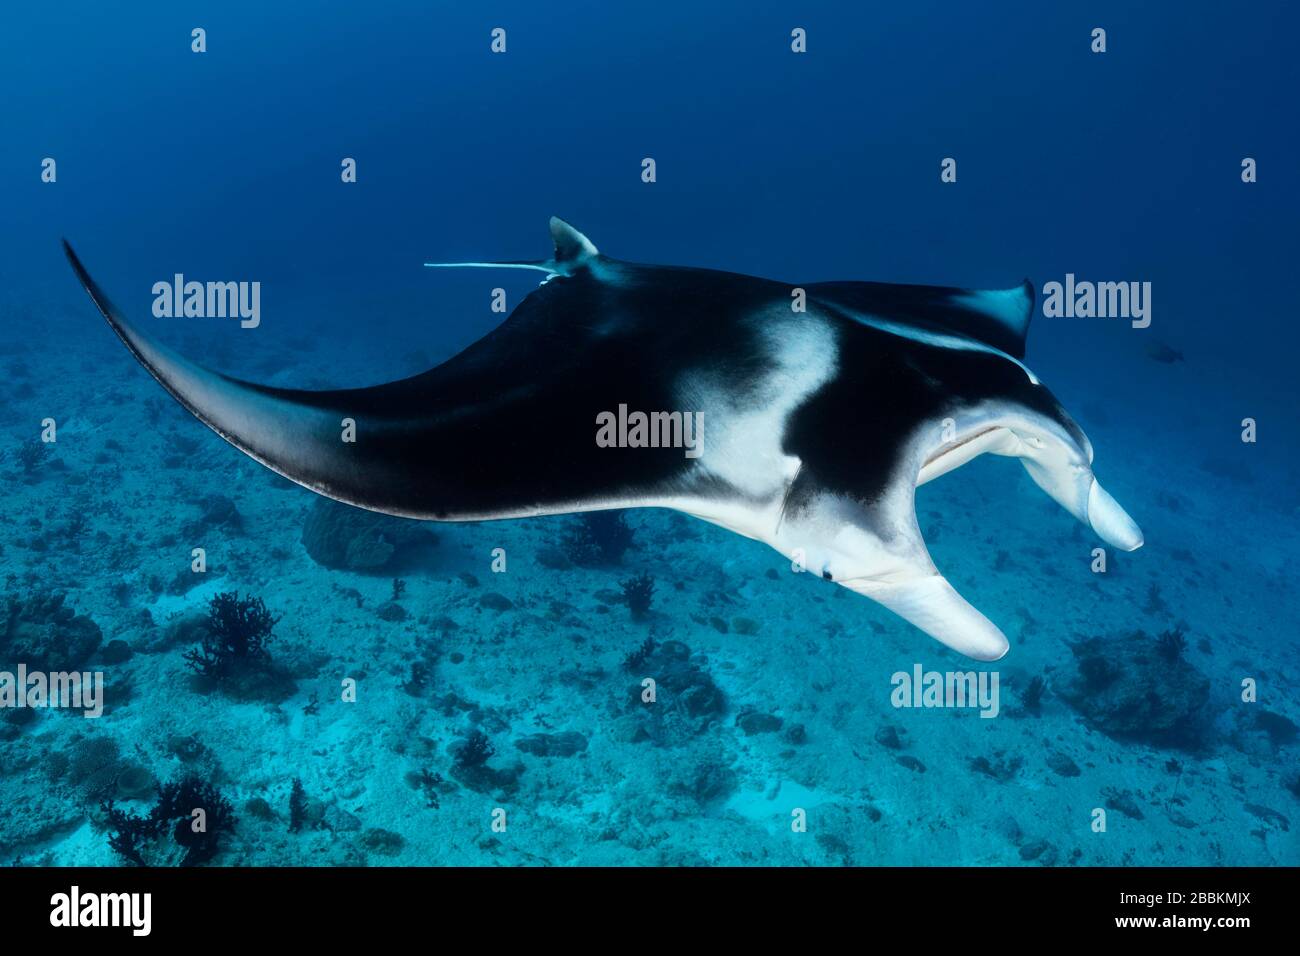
left=857, top=573, right=1012, bottom=662
left=424, top=216, right=599, bottom=277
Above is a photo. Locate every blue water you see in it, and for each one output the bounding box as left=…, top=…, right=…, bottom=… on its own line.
left=1, top=1, right=1296, bottom=866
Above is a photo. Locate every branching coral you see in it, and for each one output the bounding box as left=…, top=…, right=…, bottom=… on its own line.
left=562, top=511, right=634, bottom=566
left=621, top=636, right=656, bottom=672
left=1155, top=625, right=1189, bottom=662
left=620, top=573, right=655, bottom=620
left=103, top=775, right=236, bottom=867
left=454, top=730, right=495, bottom=770
left=183, top=591, right=278, bottom=680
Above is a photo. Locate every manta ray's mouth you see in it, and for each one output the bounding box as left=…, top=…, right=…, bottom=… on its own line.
left=920, top=427, right=998, bottom=471
left=917, top=426, right=1010, bottom=486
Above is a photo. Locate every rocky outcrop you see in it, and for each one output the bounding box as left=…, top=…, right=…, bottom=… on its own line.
left=300, top=497, right=433, bottom=571
left=1055, top=632, right=1213, bottom=749
left=1, top=592, right=102, bottom=671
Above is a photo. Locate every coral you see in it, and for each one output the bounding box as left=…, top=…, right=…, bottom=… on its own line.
left=16, top=442, right=48, bottom=475
left=620, top=573, right=655, bottom=620
left=300, top=497, right=433, bottom=571
left=1155, top=625, right=1189, bottom=662
left=244, top=797, right=274, bottom=821
left=514, top=731, right=588, bottom=758
left=102, top=804, right=152, bottom=867
left=410, top=768, right=448, bottom=809
left=1045, top=752, right=1081, bottom=777
left=970, top=752, right=1024, bottom=782
left=1103, top=788, right=1146, bottom=820
left=478, top=592, right=513, bottom=611
left=401, top=660, right=433, bottom=697
left=453, top=730, right=495, bottom=770
left=1019, top=675, right=1046, bottom=715
left=288, top=778, right=307, bottom=833
left=376, top=601, right=408, bottom=622
left=449, top=730, right=522, bottom=795
left=621, top=636, right=656, bottom=672
left=874, top=725, right=905, bottom=750
left=184, top=591, right=278, bottom=680
left=736, top=711, right=783, bottom=735
left=1018, top=840, right=1060, bottom=866
left=1, top=592, right=102, bottom=672
left=665, top=744, right=737, bottom=806
left=114, top=765, right=155, bottom=801
left=618, top=638, right=726, bottom=746
left=1253, top=710, right=1298, bottom=748
left=360, top=828, right=405, bottom=856
left=183, top=494, right=243, bottom=537
left=165, top=733, right=207, bottom=764
left=54, top=735, right=125, bottom=801
left=103, top=775, right=236, bottom=867
left=101, top=639, right=132, bottom=664
left=1143, top=583, right=1167, bottom=615
left=1056, top=632, right=1213, bottom=749
left=562, top=511, right=634, bottom=566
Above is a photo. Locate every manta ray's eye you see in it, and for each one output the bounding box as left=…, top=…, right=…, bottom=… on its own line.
left=822, top=569, right=833, bottom=581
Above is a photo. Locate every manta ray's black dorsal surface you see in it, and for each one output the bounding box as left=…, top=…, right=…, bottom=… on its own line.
left=63, top=218, right=1143, bottom=661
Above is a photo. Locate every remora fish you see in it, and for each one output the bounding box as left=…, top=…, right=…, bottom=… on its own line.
left=63, top=218, right=1142, bottom=660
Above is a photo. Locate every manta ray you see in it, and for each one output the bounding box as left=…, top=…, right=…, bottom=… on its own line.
left=63, top=218, right=1143, bottom=661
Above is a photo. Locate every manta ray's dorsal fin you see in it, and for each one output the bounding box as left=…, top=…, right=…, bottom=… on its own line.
left=548, top=216, right=598, bottom=266
left=424, top=216, right=599, bottom=277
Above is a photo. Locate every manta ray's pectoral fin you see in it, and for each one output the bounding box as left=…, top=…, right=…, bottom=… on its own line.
left=423, top=216, right=599, bottom=278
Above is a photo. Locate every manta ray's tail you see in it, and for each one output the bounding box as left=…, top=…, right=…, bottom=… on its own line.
left=423, top=216, right=599, bottom=278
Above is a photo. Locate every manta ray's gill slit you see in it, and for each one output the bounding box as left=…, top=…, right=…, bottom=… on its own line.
left=774, top=461, right=804, bottom=533
left=823, top=300, right=1042, bottom=386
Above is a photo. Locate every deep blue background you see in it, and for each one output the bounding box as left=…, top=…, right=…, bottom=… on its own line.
left=3, top=0, right=1298, bottom=501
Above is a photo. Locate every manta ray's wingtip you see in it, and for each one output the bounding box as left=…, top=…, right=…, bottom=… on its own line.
left=62, top=239, right=112, bottom=319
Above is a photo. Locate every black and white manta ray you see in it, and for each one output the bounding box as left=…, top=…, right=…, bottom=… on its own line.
left=63, top=218, right=1142, bottom=661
